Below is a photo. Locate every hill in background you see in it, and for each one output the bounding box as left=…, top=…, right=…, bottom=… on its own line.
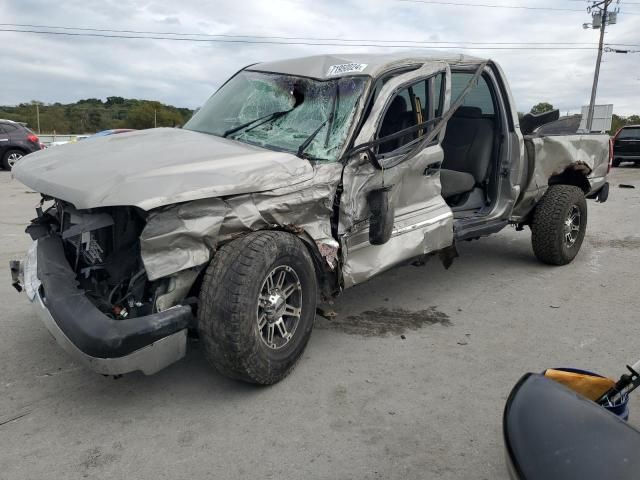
left=0, top=98, right=194, bottom=134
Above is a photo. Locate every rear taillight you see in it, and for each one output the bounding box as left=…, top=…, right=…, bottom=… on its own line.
left=608, top=137, right=614, bottom=174
left=612, top=127, right=623, bottom=142
left=27, top=133, right=39, bottom=144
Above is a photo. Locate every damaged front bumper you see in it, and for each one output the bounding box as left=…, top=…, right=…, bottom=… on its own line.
left=11, top=236, right=193, bottom=376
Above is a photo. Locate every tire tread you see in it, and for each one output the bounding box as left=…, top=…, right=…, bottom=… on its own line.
left=531, top=185, right=587, bottom=265
left=198, top=231, right=316, bottom=384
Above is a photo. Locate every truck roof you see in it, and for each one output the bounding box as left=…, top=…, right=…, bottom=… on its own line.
left=249, top=51, right=487, bottom=80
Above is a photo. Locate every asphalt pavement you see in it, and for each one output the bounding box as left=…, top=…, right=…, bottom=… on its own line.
left=1, top=166, right=639, bottom=479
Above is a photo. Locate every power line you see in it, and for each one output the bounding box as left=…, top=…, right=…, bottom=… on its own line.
left=399, top=0, right=586, bottom=11
left=0, top=28, right=608, bottom=49
left=1, top=25, right=637, bottom=48
left=399, top=0, right=640, bottom=13
left=569, top=0, right=640, bottom=3
left=0, top=22, right=611, bottom=46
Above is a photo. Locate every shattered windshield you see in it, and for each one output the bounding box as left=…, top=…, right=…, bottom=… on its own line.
left=184, top=71, right=367, bottom=161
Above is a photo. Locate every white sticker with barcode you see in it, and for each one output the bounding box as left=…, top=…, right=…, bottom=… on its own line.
left=326, top=63, right=368, bottom=76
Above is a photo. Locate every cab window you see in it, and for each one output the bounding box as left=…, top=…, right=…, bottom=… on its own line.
left=377, top=78, right=432, bottom=154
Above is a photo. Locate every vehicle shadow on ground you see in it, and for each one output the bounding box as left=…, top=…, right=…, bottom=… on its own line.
left=331, top=232, right=542, bottom=306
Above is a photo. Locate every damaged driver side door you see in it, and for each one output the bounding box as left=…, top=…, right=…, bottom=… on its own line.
left=339, top=63, right=454, bottom=288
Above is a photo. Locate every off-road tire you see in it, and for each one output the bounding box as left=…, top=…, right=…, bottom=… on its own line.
left=198, top=231, right=317, bottom=384
left=531, top=185, right=587, bottom=265
left=612, top=158, right=621, bottom=168
left=2, top=149, right=24, bottom=170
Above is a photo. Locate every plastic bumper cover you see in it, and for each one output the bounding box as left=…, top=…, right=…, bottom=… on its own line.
left=17, top=236, right=192, bottom=375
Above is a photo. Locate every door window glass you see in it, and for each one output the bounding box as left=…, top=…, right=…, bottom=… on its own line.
left=451, top=73, right=495, bottom=115
left=377, top=79, right=431, bottom=154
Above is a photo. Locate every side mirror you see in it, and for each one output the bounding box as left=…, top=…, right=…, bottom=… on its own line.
left=521, top=109, right=560, bottom=135
left=368, top=186, right=394, bottom=245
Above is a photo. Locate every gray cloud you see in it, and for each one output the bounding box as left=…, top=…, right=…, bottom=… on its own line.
left=2, top=0, right=639, bottom=114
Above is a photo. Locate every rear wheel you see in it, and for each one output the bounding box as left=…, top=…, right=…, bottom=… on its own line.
left=531, top=185, right=587, bottom=265
left=198, top=231, right=317, bottom=384
left=2, top=149, right=24, bottom=170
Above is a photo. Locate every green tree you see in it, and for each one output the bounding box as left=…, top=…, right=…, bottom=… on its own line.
left=530, top=102, right=554, bottom=115
left=610, top=114, right=627, bottom=135
left=126, top=102, right=157, bottom=129
left=0, top=97, right=193, bottom=133
left=106, top=96, right=125, bottom=106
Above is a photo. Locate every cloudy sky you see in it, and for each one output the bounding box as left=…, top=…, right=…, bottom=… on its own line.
left=2, top=0, right=639, bottom=115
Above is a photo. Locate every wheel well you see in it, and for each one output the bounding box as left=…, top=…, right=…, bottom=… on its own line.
left=286, top=231, right=340, bottom=300
left=5, top=147, right=27, bottom=155
left=216, top=228, right=340, bottom=300
left=3, top=147, right=28, bottom=164
left=548, top=167, right=590, bottom=194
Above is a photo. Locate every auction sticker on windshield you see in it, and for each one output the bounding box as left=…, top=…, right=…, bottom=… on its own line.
left=327, top=63, right=368, bottom=76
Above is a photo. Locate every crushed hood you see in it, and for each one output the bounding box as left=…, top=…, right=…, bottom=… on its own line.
left=13, top=128, right=315, bottom=210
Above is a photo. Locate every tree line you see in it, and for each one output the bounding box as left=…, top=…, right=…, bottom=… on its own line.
left=0, top=97, right=194, bottom=134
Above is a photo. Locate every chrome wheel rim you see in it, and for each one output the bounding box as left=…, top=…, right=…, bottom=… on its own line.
left=564, top=205, right=581, bottom=247
left=7, top=152, right=23, bottom=168
left=257, top=265, right=302, bottom=350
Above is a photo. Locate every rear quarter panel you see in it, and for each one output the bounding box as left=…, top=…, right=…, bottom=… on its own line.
left=511, top=134, right=610, bottom=221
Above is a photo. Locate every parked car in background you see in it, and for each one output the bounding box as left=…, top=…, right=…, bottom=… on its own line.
left=87, top=129, right=136, bottom=139
left=46, top=130, right=135, bottom=148
left=0, top=120, right=42, bottom=170
left=612, top=125, right=640, bottom=167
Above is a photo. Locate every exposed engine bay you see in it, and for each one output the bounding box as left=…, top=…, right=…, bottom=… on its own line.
left=30, top=198, right=195, bottom=321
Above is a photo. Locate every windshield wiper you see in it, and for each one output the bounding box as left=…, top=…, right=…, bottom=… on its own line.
left=223, top=109, right=291, bottom=138
left=297, top=84, right=340, bottom=159
left=297, top=117, right=332, bottom=159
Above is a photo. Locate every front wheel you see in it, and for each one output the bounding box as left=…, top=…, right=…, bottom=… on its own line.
left=531, top=185, right=587, bottom=265
left=198, top=231, right=317, bottom=384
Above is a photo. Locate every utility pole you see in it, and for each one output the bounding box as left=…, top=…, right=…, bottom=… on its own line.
left=584, top=0, right=617, bottom=132
left=154, top=109, right=157, bottom=128
left=36, top=103, right=41, bottom=134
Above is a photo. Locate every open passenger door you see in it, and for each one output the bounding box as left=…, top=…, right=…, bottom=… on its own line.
left=338, top=63, right=455, bottom=287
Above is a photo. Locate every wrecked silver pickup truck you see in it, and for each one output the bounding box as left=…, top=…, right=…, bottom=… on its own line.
left=10, top=53, right=610, bottom=384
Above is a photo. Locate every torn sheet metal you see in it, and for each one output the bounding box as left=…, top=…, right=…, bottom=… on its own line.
left=316, top=239, right=339, bottom=269
left=510, top=133, right=610, bottom=220
left=527, top=134, right=608, bottom=193
left=341, top=204, right=453, bottom=288
left=140, top=198, right=229, bottom=281
left=140, top=163, right=342, bottom=281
